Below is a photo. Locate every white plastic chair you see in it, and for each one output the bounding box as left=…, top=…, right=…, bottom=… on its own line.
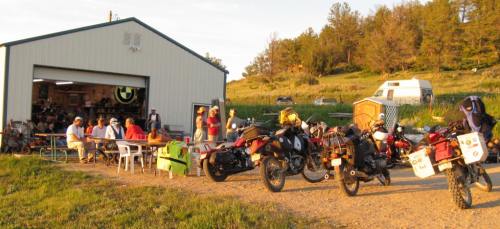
left=117, top=141, right=144, bottom=174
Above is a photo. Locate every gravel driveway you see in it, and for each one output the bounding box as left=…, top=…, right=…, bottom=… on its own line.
left=66, top=163, right=500, bottom=228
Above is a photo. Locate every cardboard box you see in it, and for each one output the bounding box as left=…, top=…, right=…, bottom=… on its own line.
left=457, top=132, right=488, bottom=164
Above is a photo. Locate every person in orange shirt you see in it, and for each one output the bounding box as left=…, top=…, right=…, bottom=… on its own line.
left=85, top=119, right=94, bottom=136
left=148, top=127, right=172, bottom=143
left=125, top=118, right=146, bottom=140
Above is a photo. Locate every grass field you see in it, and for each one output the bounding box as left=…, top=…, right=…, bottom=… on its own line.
left=227, top=66, right=500, bottom=136
left=0, top=156, right=320, bottom=228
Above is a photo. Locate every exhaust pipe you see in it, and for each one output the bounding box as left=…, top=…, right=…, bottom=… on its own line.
left=350, top=170, right=369, bottom=178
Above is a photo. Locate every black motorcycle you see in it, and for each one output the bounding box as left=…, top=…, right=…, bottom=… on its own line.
left=248, top=125, right=328, bottom=192
left=200, top=120, right=266, bottom=182
left=323, top=125, right=391, bottom=196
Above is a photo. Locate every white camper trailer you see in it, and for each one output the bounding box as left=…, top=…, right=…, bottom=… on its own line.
left=373, top=78, right=433, bottom=105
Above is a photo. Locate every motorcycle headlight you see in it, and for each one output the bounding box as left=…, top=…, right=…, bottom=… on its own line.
left=397, top=126, right=403, bottom=133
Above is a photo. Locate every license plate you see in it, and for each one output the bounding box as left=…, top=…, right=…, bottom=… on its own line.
left=331, top=158, right=342, bottom=166
left=438, top=161, right=453, bottom=171
left=251, top=154, right=261, bottom=162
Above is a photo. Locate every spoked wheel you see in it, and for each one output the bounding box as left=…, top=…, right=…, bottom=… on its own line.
left=376, top=168, right=391, bottom=186
left=203, top=159, right=227, bottom=182
left=474, top=165, right=492, bottom=192
left=445, top=168, right=472, bottom=209
left=260, top=156, right=285, bottom=192
left=335, top=163, right=359, bottom=196
left=302, top=152, right=328, bottom=183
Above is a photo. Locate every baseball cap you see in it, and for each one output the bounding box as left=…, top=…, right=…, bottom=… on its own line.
left=110, top=118, right=119, bottom=124
left=74, top=116, right=83, bottom=121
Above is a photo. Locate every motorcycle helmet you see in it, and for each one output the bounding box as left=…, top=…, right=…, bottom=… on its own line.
left=279, top=107, right=301, bottom=127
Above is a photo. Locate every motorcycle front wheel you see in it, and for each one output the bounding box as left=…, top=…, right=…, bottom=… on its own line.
left=377, top=168, right=391, bottom=186
left=203, top=159, right=228, bottom=182
left=474, top=165, right=492, bottom=192
left=301, top=153, right=328, bottom=183
left=260, top=156, right=286, bottom=192
left=335, top=163, right=359, bottom=196
left=445, top=168, right=472, bottom=209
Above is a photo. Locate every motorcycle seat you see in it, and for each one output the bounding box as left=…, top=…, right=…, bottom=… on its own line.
left=216, top=142, right=235, bottom=149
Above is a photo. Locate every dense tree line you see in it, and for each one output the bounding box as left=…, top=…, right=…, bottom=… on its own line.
left=243, top=0, right=499, bottom=77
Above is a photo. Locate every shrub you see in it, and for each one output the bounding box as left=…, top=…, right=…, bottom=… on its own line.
left=293, top=73, right=319, bottom=87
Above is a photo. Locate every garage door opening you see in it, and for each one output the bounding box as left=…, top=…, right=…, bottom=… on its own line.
left=31, top=79, right=147, bottom=133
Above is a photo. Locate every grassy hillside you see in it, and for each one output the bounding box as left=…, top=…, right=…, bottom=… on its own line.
left=227, top=66, right=500, bottom=105
left=227, top=66, right=500, bottom=135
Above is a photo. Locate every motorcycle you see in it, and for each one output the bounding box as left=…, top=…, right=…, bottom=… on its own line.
left=247, top=123, right=328, bottom=192
left=385, top=123, right=414, bottom=166
left=199, top=120, right=261, bottom=182
left=418, top=123, right=492, bottom=209
left=322, top=125, right=391, bottom=196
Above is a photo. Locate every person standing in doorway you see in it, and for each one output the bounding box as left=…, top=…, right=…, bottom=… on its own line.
left=147, top=108, right=161, bottom=131
left=66, top=117, right=89, bottom=163
left=194, top=107, right=207, bottom=144
left=207, top=107, right=220, bottom=143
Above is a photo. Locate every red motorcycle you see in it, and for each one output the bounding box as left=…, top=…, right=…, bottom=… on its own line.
left=417, top=124, right=492, bottom=209
left=370, top=121, right=413, bottom=167
left=386, top=123, right=413, bottom=166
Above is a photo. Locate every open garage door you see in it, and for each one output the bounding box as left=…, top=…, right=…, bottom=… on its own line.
left=33, top=66, right=146, bottom=88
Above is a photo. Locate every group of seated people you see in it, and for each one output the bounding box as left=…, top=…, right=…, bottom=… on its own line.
left=67, top=116, right=171, bottom=163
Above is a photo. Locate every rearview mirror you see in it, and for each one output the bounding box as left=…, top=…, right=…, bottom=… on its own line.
left=423, top=126, right=431, bottom=132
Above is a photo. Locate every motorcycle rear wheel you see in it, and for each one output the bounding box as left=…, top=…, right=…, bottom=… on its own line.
left=203, top=159, right=228, bottom=182
left=445, top=168, right=472, bottom=209
left=474, top=166, right=492, bottom=192
left=260, top=156, right=286, bottom=192
left=335, top=164, right=359, bottom=196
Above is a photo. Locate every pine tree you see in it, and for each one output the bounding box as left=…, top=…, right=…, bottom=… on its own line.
left=419, top=0, right=462, bottom=71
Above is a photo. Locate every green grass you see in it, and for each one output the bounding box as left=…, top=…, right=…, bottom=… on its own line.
left=227, top=66, right=500, bottom=136
left=0, top=156, right=325, bottom=228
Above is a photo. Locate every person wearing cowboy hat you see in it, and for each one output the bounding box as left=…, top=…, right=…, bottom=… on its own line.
left=194, top=107, right=207, bottom=144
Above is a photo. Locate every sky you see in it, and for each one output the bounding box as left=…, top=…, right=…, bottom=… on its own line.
left=0, top=0, right=428, bottom=81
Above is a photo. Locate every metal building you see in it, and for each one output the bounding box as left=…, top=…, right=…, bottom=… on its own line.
left=0, top=17, right=228, bottom=135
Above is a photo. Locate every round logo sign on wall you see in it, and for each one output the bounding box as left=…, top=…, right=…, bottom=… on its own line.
left=114, top=86, right=137, bottom=104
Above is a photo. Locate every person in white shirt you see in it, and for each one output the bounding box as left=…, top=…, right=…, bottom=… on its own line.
left=92, top=118, right=107, bottom=138
left=91, top=118, right=107, bottom=161
left=105, top=118, right=125, bottom=140
left=147, top=108, right=161, bottom=131
left=66, top=116, right=89, bottom=163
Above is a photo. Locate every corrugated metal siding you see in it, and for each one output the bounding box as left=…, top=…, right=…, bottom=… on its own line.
left=7, top=21, right=224, bottom=133
left=0, top=47, right=5, bottom=130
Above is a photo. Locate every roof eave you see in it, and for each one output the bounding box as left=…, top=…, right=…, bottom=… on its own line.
left=0, top=17, right=228, bottom=74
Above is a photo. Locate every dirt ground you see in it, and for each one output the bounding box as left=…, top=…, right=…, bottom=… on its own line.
left=64, top=162, right=500, bottom=228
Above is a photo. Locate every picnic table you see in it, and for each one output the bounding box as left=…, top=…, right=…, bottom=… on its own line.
left=89, top=138, right=170, bottom=174
left=35, top=133, right=67, bottom=161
